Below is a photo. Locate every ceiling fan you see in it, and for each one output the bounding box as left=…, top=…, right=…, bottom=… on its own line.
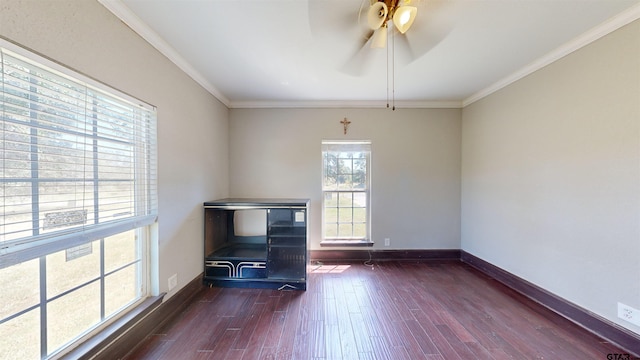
left=307, top=0, right=451, bottom=107
left=351, top=0, right=450, bottom=71
left=362, top=0, right=419, bottom=49
left=308, top=0, right=451, bottom=76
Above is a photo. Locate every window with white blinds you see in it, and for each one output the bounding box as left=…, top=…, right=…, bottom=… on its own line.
left=0, top=44, right=157, bottom=267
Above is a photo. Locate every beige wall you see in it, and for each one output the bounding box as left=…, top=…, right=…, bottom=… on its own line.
left=229, top=108, right=462, bottom=250
left=461, top=20, right=640, bottom=333
left=0, top=0, right=230, bottom=298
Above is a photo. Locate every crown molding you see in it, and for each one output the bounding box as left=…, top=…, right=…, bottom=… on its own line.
left=100, top=1, right=638, bottom=111
left=98, top=0, right=231, bottom=107
left=463, top=3, right=640, bottom=107
left=98, top=0, right=458, bottom=111
left=229, top=100, right=463, bottom=109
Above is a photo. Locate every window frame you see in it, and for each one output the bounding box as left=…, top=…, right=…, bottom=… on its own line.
left=0, top=38, right=157, bottom=359
left=321, top=141, right=372, bottom=246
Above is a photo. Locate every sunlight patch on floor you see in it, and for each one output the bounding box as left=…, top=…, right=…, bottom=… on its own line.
left=308, top=264, right=351, bottom=273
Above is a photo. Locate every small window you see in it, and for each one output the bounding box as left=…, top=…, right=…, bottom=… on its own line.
left=321, top=141, right=371, bottom=246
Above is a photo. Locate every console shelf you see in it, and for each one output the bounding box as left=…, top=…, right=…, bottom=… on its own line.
left=203, top=198, right=309, bottom=290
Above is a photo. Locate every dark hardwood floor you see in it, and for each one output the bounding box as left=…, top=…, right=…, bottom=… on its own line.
left=125, top=261, right=626, bottom=359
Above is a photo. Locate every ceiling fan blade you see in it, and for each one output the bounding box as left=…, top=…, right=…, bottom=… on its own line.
left=340, top=30, right=377, bottom=76
left=394, top=0, right=456, bottom=65
left=308, top=1, right=359, bottom=38
left=308, top=0, right=373, bottom=75
left=308, top=0, right=387, bottom=76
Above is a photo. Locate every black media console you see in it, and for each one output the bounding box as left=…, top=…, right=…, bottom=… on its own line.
left=203, top=198, right=309, bottom=290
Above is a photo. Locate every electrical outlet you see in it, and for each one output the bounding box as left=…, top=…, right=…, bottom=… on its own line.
left=168, top=273, right=178, bottom=291
left=384, top=238, right=390, bottom=246
left=618, top=302, right=640, bottom=327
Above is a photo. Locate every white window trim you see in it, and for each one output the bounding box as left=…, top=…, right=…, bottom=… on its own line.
left=321, top=140, right=372, bottom=246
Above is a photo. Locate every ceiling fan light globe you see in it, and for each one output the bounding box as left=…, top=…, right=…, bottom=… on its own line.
left=393, top=6, right=417, bottom=34
left=367, top=2, right=388, bottom=30
left=399, top=11, right=411, bottom=25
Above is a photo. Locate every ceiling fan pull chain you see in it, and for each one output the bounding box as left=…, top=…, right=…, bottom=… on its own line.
left=392, top=26, right=396, bottom=111
left=386, top=26, right=390, bottom=109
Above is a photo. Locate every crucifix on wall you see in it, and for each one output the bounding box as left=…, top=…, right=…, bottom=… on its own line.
left=340, top=117, right=351, bottom=135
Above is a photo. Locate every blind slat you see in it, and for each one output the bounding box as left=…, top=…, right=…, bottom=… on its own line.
left=1, top=45, right=157, bottom=265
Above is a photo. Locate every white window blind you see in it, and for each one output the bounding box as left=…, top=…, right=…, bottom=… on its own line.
left=0, top=44, right=157, bottom=267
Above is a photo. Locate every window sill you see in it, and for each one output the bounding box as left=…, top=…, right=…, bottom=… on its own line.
left=320, top=240, right=374, bottom=247
left=59, top=293, right=165, bottom=359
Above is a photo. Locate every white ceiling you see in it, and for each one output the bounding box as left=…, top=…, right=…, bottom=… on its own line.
left=101, top=0, right=640, bottom=108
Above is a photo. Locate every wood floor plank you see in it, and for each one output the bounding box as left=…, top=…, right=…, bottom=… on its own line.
left=325, top=323, right=343, bottom=359
left=224, top=349, right=245, bottom=360
left=368, top=336, right=394, bottom=360
left=402, top=319, right=439, bottom=356
left=239, top=295, right=280, bottom=360
left=207, top=328, right=240, bottom=359
left=275, top=292, right=303, bottom=360
left=464, top=342, right=496, bottom=360
left=465, top=317, right=529, bottom=359
left=291, top=297, right=311, bottom=360
left=434, top=324, right=479, bottom=360
left=262, top=311, right=286, bottom=349
left=357, top=351, right=376, bottom=360
left=309, top=320, right=326, bottom=359
left=390, top=345, right=413, bottom=360
left=435, top=310, right=476, bottom=343
left=391, top=320, right=430, bottom=360
left=411, top=310, right=464, bottom=360
left=124, top=335, right=173, bottom=359
left=348, top=312, right=374, bottom=354
left=231, top=301, right=268, bottom=350
left=158, top=308, right=230, bottom=359
left=152, top=298, right=212, bottom=341
left=333, top=281, right=359, bottom=359
left=124, top=261, right=632, bottom=360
